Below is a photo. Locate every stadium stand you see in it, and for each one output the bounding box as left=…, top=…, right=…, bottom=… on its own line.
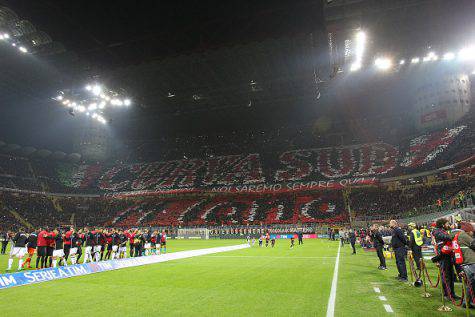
left=0, top=121, right=472, bottom=192
left=0, top=114, right=473, bottom=231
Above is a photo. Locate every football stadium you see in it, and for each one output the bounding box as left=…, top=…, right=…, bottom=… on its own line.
left=0, top=1, right=474, bottom=316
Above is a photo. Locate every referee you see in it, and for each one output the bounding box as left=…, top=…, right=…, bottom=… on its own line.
left=390, top=220, right=408, bottom=282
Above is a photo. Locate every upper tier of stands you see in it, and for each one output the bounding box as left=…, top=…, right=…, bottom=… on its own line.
left=0, top=119, right=472, bottom=195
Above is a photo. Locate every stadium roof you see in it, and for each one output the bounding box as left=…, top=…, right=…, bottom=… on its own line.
left=0, top=0, right=474, bottom=151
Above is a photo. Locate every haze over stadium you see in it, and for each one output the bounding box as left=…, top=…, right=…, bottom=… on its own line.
left=0, top=0, right=474, bottom=316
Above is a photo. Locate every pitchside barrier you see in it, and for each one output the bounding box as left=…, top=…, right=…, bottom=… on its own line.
left=209, top=233, right=320, bottom=239
left=0, top=244, right=250, bottom=290
left=270, top=234, right=318, bottom=239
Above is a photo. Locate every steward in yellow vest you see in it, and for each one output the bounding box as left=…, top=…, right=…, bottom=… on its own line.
left=408, top=222, right=423, bottom=270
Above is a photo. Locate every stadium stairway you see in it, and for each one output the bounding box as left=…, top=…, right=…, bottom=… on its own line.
left=51, top=196, right=63, bottom=212
left=27, top=160, right=48, bottom=192
left=6, top=208, right=33, bottom=230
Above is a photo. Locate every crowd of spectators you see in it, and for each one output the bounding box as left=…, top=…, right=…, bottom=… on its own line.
left=0, top=176, right=472, bottom=232
left=0, top=114, right=472, bottom=194
left=121, top=111, right=414, bottom=163
left=351, top=178, right=474, bottom=221
left=0, top=111, right=472, bottom=232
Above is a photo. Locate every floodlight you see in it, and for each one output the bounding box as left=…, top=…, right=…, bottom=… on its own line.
left=11, top=43, right=16, bottom=47
left=85, top=85, right=92, bottom=91
left=92, top=85, right=102, bottom=96
left=355, top=31, right=366, bottom=44
left=88, top=103, right=97, bottom=111
left=98, top=101, right=106, bottom=109
left=354, top=31, right=366, bottom=59
left=458, top=46, right=475, bottom=61
left=18, top=46, right=28, bottom=53
left=56, top=95, right=63, bottom=101
left=399, top=60, right=405, bottom=65
left=443, top=52, right=455, bottom=61
left=62, top=100, right=70, bottom=105
left=123, top=99, right=131, bottom=106
left=110, top=98, right=123, bottom=106
left=77, top=105, right=86, bottom=112
left=411, top=57, right=420, bottom=64
left=3, top=33, right=9, bottom=39
left=427, top=52, right=437, bottom=61
left=95, top=115, right=106, bottom=124
left=374, top=57, right=392, bottom=70
left=350, top=62, right=361, bottom=72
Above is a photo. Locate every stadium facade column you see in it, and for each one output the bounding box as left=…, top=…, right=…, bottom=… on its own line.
left=73, top=119, right=111, bottom=162
left=413, top=73, right=471, bottom=131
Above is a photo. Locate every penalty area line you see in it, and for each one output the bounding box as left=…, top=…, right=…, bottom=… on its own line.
left=326, top=243, right=341, bottom=317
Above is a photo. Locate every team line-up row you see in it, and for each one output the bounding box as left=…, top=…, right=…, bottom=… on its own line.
left=2, top=227, right=168, bottom=271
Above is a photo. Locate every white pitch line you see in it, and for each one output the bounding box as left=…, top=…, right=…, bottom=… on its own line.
left=383, top=304, right=394, bottom=313
left=326, top=243, right=341, bottom=317
left=373, top=287, right=381, bottom=293
left=378, top=296, right=387, bottom=301
left=203, top=255, right=336, bottom=259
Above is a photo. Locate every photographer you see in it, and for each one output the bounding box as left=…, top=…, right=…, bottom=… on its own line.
left=450, top=222, right=475, bottom=308
left=433, top=218, right=459, bottom=300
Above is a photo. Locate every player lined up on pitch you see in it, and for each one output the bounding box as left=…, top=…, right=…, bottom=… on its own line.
left=248, top=231, right=303, bottom=249
left=4, top=226, right=168, bottom=272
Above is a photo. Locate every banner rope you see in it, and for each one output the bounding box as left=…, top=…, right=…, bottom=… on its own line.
left=422, top=259, right=440, bottom=288
left=439, top=264, right=464, bottom=307
left=462, top=270, right=475, bottom=305
left=408, top=254, right=422, bottom=281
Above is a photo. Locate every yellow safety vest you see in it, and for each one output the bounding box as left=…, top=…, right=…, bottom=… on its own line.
left=412, top=229, right=423, bottom=246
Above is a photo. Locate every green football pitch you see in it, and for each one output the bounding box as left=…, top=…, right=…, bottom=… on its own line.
left=0, top=239, right=468, bottom=316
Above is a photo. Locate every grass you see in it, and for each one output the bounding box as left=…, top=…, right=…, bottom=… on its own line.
left=0, top=239, right=469, bottom=316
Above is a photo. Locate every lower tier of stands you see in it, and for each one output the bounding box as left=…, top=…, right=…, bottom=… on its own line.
left=0, top=177, right=472, bottom=231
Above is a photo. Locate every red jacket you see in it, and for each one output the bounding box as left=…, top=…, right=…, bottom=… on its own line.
left=126, top=231, right=135, bottom=244
left=64, top=230, right=73, bottom=245
left=37, top=230, right=49, bottom=247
